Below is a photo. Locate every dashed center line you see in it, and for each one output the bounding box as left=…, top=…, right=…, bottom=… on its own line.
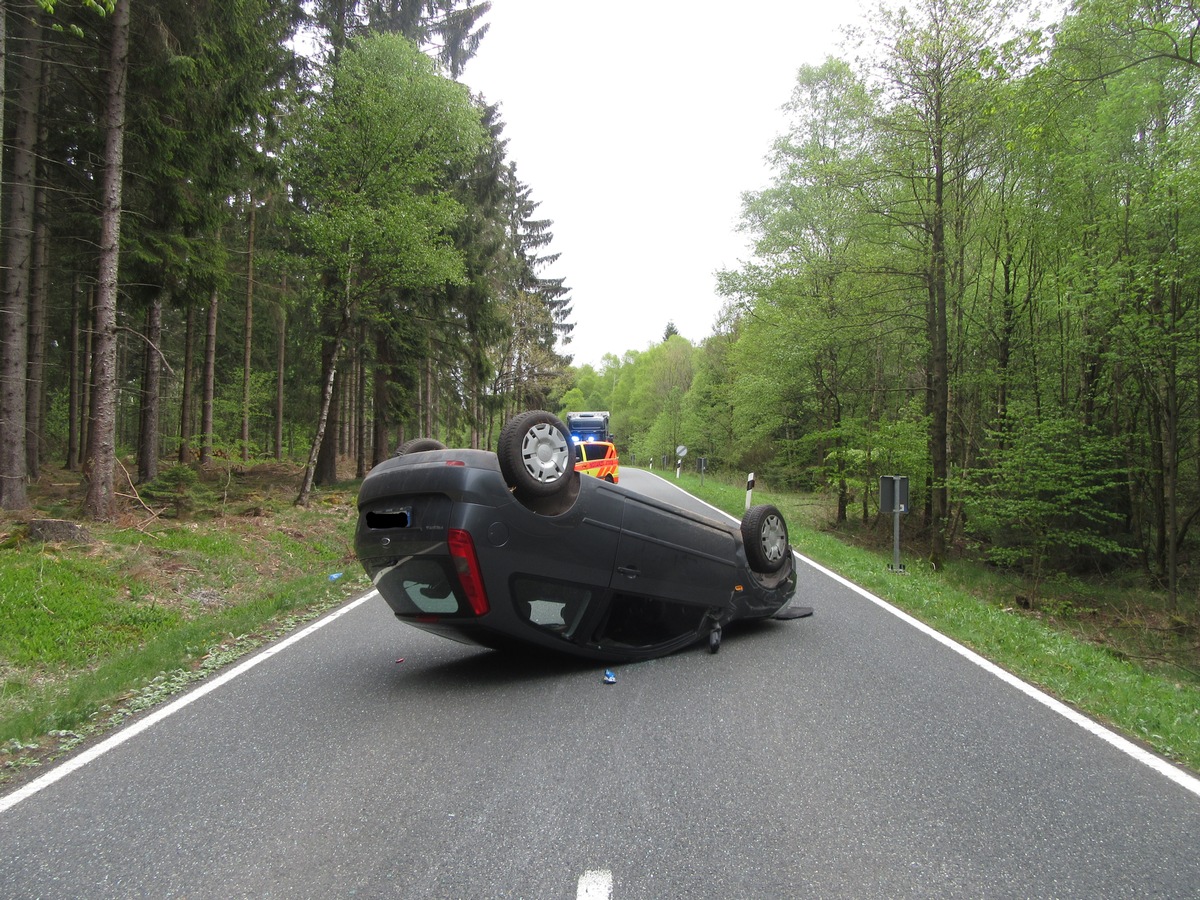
left=577, top=868, right=613, bottom=899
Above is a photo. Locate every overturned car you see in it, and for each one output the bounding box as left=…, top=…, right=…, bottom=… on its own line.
left=354, top=411, right=808, bottom=663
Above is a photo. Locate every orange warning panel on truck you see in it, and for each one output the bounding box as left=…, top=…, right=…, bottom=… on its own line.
left=575, top=441, right=619, bottom=483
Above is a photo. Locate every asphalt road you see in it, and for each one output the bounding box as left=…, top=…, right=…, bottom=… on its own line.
left=2, top=468, right=1199, bottom=898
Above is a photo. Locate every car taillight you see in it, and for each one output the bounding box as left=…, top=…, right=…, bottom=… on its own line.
left=447, top=528, right=490, bottom=616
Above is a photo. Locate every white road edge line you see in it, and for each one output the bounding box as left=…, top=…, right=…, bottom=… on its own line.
left=577, top=869, right=613, bottom=900
left=0, top=590, right=380, bottom=815
left=641, top=470, right=1200, bottom=799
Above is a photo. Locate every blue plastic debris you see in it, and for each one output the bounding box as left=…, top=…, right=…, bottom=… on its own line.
left=328, top=572, right=344, bottom=581
left=603, top=669, right=616, bottom=685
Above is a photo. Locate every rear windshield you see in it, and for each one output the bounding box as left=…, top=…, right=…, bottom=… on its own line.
left=370, top=556, right=467, bottom=616
left=578, top=442, right=614, bottom=462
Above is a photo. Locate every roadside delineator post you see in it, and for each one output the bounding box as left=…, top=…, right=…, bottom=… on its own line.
left=745, top=472, right=755, bottom=511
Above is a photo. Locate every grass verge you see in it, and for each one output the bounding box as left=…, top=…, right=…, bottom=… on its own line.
left=0, top=463, right=369, bottom=788
left=668, top=469, right=1200, bottom=775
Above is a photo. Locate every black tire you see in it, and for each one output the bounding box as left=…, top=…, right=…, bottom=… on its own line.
left=741, top=504, right=790, bottom=574
left=708, top=626, right=722, bottom=654
left=394, top=437, right=447, bottom=457
left=498, top=410, right=576, bottom=498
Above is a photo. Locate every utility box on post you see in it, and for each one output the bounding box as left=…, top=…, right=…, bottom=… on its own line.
left=880, top=475, right=909, bottom=514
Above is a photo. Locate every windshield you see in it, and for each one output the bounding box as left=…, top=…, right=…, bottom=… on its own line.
left=371, top=556, right=465, bottom=615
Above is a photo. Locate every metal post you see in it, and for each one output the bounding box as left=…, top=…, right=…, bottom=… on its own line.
left=893, top=503, right=903, bottom=572
left=883, top=474, right=907, bottom=574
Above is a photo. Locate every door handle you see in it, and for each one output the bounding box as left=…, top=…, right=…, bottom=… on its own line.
left=617, top=565, right=639, bottom=578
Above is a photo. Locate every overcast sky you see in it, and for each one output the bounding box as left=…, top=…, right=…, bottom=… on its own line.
left=459, top=2, right=868, bottom=370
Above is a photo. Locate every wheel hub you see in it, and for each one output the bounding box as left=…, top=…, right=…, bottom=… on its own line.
left=761, top=514, right=786, bottom=562
left=521, top=424, right=569, bottom=483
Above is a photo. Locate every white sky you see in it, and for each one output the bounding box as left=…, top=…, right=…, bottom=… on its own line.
left=460, top=2, right=867, bottom=370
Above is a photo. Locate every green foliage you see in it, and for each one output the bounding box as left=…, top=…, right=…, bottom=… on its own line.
left=557, top=388, right=586, bottom=420
left=287, top=33, right=485, bottom=299
left=680, top=0, right=1200, bottom=599
left=597, top=338, right=696, bottom=463
left=960, top=415, right=1132, bottom=586
left=139, top=464, right=213, bottom=518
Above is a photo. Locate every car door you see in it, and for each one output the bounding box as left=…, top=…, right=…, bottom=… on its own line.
left=609, top=494, right=738, bottom=607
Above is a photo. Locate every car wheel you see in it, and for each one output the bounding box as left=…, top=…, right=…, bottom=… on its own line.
left=742, top=504, right=790, bottom=574
left=708, top=626, right=722, bottom=654
left=394, top=437, right=447, bottom=457
left=498, top=411, right=576, bottom=498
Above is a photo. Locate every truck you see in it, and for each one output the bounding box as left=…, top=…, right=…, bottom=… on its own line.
left=566, top=411, right=610, bottom=443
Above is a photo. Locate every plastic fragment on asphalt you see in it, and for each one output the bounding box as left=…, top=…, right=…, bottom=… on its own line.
left=603, top=669, right=616, bottom=684
left=395, top=658, right=405, bottom=664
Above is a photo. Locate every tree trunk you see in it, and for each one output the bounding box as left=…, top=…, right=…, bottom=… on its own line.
left=0, top=3, right=43, bottom=509
left=425, top=357, right=434, bottom=436
left=297, top=329, right=346, bottom=506
left=179, top=303, right=196, bottom=463
left=25, top=50, right=50, bottom=479
left=83, top=0, right=130, bottom=520
left=927, top=115, right=950, bottom=569
left=67, top=277, right=82, bottom=471
left=338, top=343, right=350, bottom=456
left=372, top=331, right=392, bottom=465
left=274, top=298, right=285, bottom=461
left=314, top=341, right=340, bottom=485
left=356, top=322, right=367, bottom=478
left=137, top=293, right=164, bottom=483
left=80, top=285, right=93, bottom=461
left=200, top=286, right=218, bottom=466
left=241, top=201, right=255, bottom=462
left=25, top=205, right=48, bottom=480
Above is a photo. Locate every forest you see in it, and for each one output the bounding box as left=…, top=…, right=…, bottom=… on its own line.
left=571, top=0, right=1200, bottom=616
left=1, top=0, right=1199, bottom=616
left=0, top=0, right=572, bottom=517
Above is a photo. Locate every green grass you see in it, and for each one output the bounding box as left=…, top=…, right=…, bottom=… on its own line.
left=0, top=465, right=365, bottom=780
left=0, top=552, right=178, bottom=667
left=666, top=469, right=1200, bottom=775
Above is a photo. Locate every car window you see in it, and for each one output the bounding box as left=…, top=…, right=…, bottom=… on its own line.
left=513, top=576, right=593, bottom=639
left=592, top=593, right=708, bottom=649
left=373, top=556, right=465, bottom=615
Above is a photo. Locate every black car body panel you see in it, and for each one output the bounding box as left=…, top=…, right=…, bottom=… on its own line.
left=355, top=447, right=798, bottom=662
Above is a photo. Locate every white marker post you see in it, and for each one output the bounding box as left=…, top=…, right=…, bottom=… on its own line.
left=745, top=472, right=755, bottom=510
